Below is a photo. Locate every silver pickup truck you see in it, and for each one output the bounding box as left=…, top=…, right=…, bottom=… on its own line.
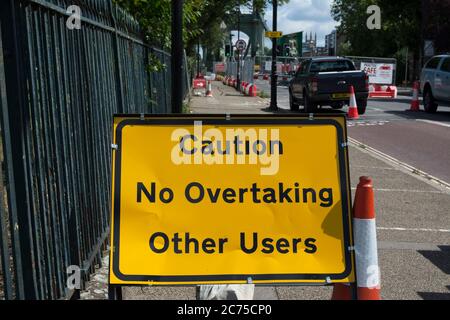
left=289, top=57, right=369, bottom=114
left=420, top=55, right=450, bottom=113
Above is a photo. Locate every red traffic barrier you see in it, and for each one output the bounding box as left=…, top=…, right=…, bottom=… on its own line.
left=248, top=84, right=258, bottom=97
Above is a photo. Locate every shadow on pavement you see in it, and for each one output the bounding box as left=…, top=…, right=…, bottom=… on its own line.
left=371, top=97, right=414, bottom=104
left=416, top=247, right=450, bottom=300
left=260, top=108, right=347, bottom=115
left=383, top=110, right=450, bottom=122
left=418, top=246, right=450, bottom=275
left=417, top=291, right=450, bottom=300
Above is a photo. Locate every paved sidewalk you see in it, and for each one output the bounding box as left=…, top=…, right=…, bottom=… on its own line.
left=189, top=80, right=270, bottom=114
left=83, top=81, right=450, bottom=300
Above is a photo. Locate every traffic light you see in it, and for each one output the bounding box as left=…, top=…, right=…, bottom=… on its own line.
left=225, top=44, right=231, bottom=57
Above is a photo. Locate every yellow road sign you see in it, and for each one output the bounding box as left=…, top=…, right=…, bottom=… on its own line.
left=265, top=31, right=283, bottom=38
left=109, top=115, right=355, bottom=285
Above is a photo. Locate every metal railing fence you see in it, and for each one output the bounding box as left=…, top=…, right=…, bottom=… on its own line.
left=0, top=0, right=179, bottom=300
left=225, top=57, right=255, bottom=84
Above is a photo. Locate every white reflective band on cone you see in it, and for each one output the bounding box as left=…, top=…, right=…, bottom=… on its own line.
left=350, top=91, right=357, bottom=107
left=354, top=218, right=380, bottom=288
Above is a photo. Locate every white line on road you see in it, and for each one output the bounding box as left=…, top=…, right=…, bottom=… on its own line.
left=377, top=241, right=443, bottom=251
left=348, top=137, right=450, bottom=191
left=377, top=227, right=450, bottom=233
left=350, top=187, right=446, bottom=194
left=416, top=119, right=450, bottom=128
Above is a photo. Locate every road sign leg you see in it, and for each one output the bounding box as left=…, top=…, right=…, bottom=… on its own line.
left=108, top=285, right=123, bottom=300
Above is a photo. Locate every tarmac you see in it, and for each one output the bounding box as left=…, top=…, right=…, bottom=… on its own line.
left=82, top=80, right=450, bottom=300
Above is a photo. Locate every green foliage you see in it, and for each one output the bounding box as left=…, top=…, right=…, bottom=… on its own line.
left=114, top=0, right=289, bottom=51
left=114, top=0, right=291, bottom=74
left=331, top=0, right=421, bottom=57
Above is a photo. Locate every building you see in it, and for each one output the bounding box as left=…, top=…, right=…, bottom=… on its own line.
left=325, top=30, right=337, bottom=56
left=302, top=32, right=317, bottom=57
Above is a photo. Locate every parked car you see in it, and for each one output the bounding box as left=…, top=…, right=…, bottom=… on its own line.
left=288, top=57, right=369, bottom=114
left=420, top=54, right=450, bottom=113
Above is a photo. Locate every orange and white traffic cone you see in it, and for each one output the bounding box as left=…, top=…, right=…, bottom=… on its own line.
left=347, top=85, right=360, bottom=120
left=409, top=81, right=420, bottom=112
left=353, top=177, right=381, bottom=300
left=206, top=81, right=213, bottom=97
left=331, top=176, right=381, bottom=300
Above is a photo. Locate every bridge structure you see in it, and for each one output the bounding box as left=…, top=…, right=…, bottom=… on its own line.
left=223, top=10, right=270, bottom=58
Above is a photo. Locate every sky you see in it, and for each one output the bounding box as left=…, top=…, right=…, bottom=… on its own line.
left=231, top=0, right=338, bottom=48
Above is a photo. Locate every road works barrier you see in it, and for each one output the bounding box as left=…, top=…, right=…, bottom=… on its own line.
left=369, top=85, right=398, bottom=99
left=408, top=81, right=420, bottom=112
left=193, top=76, right=207, bottom=96
left=347, top=86, right=360, bottom=120
left=347, top=56, right=397, bottom=100
left=222, top=76, right=258, bottom=98
left=332, top=177, right=381, bottom=300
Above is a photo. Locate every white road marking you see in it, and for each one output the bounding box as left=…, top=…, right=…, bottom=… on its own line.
left=416, top=119, right=450, bottom=128
left=350, top=187, right=446, bottom=194
left=377, top=227, right=450, bottom=233
left=351, top=165, right=398, bottom=170
left=378, top=241, right=443, bottom=251
left=348, top=120, right=390, bottom=128
left=348, top=137, right=450, bottom=191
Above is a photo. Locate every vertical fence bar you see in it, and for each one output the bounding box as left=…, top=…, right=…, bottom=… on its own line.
left=0, top=0, right=38, bottom=300
left=0, top=24, right=13, bottom=298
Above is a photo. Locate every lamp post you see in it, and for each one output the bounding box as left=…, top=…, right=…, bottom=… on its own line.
left=172, top=0, right=183, bottom=114
left=237, top=3, right=241, bottom=90
left=269, top=0, right=278, bottom=111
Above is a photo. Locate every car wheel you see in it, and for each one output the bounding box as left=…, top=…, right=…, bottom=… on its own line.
left=424, top=88, right=438, bottom=113
left=303, top=91, right=317, bottom=113
left=356, top=99, right=367, bottom=115
left=289, top=91, right=299, bottom=112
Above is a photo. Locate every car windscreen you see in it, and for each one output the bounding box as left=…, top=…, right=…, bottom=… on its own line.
left=309, top=60, right=356, bottom=73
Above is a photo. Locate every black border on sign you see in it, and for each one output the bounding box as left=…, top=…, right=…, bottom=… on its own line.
left=111, top=115, right=353, bottom=284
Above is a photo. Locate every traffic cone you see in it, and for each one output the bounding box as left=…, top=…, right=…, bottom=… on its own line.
left=206, top=81, right=213, bottom=97
left=354, top=177, right=381, bottom=300
left=408, top=81, right=420, bottom=112
left=331, top=176, right=381, bottom=300
left=347, top=86, right=360, bottom=120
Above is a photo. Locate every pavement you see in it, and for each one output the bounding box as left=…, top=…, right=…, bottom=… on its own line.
left=82, top=80, right=450, bottom=300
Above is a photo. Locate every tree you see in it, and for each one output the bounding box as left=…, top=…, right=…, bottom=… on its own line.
left=114, top=0, right=289, bottom=60
left=331, top=0, right=421, bottom=82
